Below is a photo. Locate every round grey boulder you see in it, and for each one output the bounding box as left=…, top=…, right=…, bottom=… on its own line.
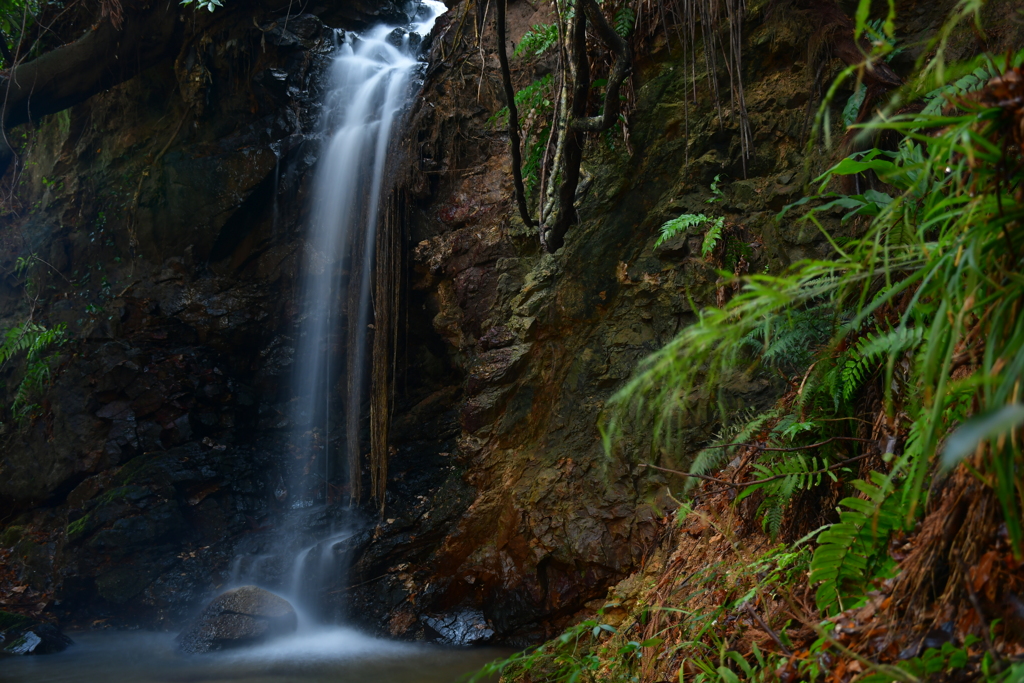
left=177, top=586, right=297, bottom=653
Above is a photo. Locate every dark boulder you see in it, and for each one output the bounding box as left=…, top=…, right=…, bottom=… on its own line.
left=421, top=609, right=494, bottom=645
left=177, top=586, right=297, bottom=653
left=0, top=612, right=72, bottom=656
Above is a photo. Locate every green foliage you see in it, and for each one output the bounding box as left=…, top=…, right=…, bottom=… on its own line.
left=842, top=19, right=903, bottom=127
left=737, top=454, right=838, bottom=538
left=858, top=636, right=981, bottom=682
left=490, top=73, right=554, bottom=126
left=839, top=326, right=924, bottom=404
left=942, top=404, right=1024, bottom=471
left=682, top=409, right=781, bottom=497
left=700, top=218, right=724, bottom=258
left=918, top=51, right=1023, bottom=116
left=655, top=176, right=726, bottom=252
left=707, top=174, right=723, bottom=202
left=465, top=609, right=660, bottom=683
left=810, top=472, right=905, bottom=613
left=613, top=6, right=635, bottom=37
left=614, top=42, right=1024, bottom=549
left=490, top=75, right=554, bottom=201
left=655, top=213, right=709, bottom=248
left=0, top=320, right=66, bottom=420
left=0, top=0, right=40, bottom=61
left=487, top=5, right=1024, bottom=681
left=514, top=23, right=559, bottom=58
left=742, top=305, right=835, bottom=371
left=65, top=514, right=91, bottom=541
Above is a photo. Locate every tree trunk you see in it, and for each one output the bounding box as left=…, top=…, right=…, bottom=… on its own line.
left=0, top=0, right=184, bottom=177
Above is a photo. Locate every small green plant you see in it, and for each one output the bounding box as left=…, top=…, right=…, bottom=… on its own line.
left=653, top=213, right=724, bottom=257
left=841, top=19, right=904, bottom=126
left=808, top=472, right=905, bottom=613
left=700, top=217, right=724, bottom=258
left=707, top=174, right=723, bottom=202
left=736, top=453, right=838, bottom=538
left=514, top=23, right=559, bottom=58
left=613, top=6, right=635, bottom=37
left=465, top=613, right=645, bottom=683
left=0, top=320, right=67, bottom=421
left=857, top=636, right=978, bottom=682
left=655, top=176, right=726, bottom=253
left=489, top=74, right=554, bottom=127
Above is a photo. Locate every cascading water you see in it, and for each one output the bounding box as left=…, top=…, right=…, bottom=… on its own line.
left=228, top=0, right=446, bottom=620
left=292, top=0, right=445, bottom=507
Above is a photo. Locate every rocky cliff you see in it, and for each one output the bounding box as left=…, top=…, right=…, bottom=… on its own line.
left=0, top=0, right=1013, bottom=646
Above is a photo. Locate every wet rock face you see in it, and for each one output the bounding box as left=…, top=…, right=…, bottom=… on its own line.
left=421, top=609, right=494, bottom=645
left=344, top=0, right=847, bottom=642
left=0, top=0, right=337, bottom=629
left=177, top=586, right=297, bottom=653
left=55, top=440, right=284, bottom=626
left=0, top=612, right=72, bottom=656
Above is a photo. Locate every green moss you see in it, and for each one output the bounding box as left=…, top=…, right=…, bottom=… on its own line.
left=115, top=454, right=158, bottom=486
left=0, top=525, right=25, bottom=547
left=66, top=514, right=92, bottom=540
left=96, top=485, right=147, bottom=506
left=0, top=610, right=32, bottom=634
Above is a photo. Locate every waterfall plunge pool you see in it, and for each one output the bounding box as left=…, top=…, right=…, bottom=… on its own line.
left=1, top=629, right=507, bottom=682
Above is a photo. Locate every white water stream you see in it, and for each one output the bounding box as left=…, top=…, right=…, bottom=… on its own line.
left=290, top=0, right=445, bottom=507
left=228, top=0, right=445, bottom=618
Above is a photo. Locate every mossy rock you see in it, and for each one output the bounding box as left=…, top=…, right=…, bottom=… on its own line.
left=96, top=485, right=152, bottom=506
left=0, top=611, right=33, bottom=633
left=0, top=525, right=25, bottom=548
left=66, top=513, right=95, bottom=541
left=0, top=611, right=72, bottom=656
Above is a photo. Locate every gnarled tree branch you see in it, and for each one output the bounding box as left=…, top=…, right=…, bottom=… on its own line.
left=572, top=0, right=632, bottom=133
left=495, top=0, right=536, bottom=229
left=541, top=5, right=588, bottom=252
left=541, top=0, right=631, bottom=252
left=0, top=0, right=184, bottom=178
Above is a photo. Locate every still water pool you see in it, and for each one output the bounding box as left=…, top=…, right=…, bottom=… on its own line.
left=1, top=629, right=505, bottom=683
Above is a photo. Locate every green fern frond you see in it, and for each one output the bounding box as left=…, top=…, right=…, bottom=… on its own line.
left=743, top=305, right=836, bottom=369
left=680, top=409, right=780, bottom=495
left=654, top=213, right=711, bottom=248
left=737, top=454, right=834, bottom=538
left=920, top=61, right=1002, bottom=116
left=700, top=218, right=725, bottom=259
left=762, top=503, right=785, bottom=538
left=613, top=6, right=635, bottom=37
left=810, top=472, right=905, bottom=613
left=513, top=23, right=559, bottom=58
left=1, top=321, right=67, bottom=421
left=841, top=326, right=924, bottom=403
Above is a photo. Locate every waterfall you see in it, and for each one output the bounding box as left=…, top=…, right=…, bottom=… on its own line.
left=228, top=0, right=445, bottom=620
left=289, top=1, right=445, bottom=509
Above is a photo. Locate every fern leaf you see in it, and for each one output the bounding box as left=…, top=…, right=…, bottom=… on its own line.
left=655, top=213, right=710, bottom=248
left=841, top=326, right=924, bottom=403
left=613, top=6, right=635, bottom=37
left=701, top=218, right=724, bottom=258
left=810, top=472, right=904, bottom=613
